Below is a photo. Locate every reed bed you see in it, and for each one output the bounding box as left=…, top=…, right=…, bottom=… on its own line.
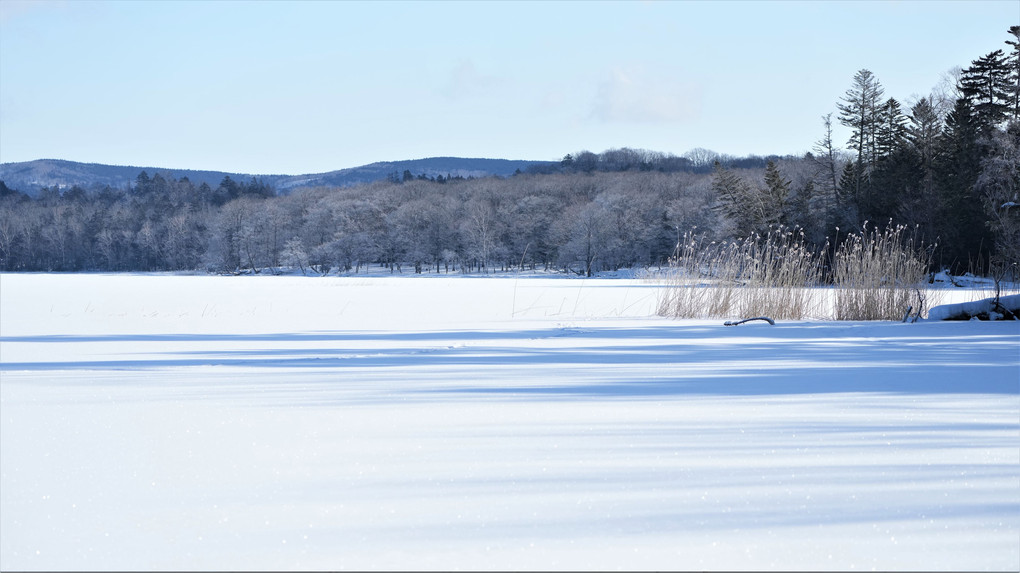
left=830, top=223, right=934, bottom=321
left=657, top=227, right=824, bottom=320
left=658, top=223, right=935, bottom=321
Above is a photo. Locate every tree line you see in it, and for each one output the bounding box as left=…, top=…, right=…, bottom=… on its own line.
left=0, top=167, right=721, bottom=275
left=1, top=27, right=1017, bottom=278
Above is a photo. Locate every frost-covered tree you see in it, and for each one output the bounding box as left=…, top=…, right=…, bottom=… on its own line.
left=461, top=195, right=503, bottom=273
left=977, top=121, right=1020, bottom=279
left=281, top=237, right=309, bottom=275
left=684, top=148, right=721, bottom=171
left=497, top=190, right=560, bottom=271
left=555, top=200, right=616, bottom=277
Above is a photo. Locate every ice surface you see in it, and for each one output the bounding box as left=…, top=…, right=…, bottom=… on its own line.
left=1, top=274, right=1018, bottom=570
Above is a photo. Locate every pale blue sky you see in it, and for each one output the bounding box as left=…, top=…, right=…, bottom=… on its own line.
left=1, top=0, right=1016, bottom=175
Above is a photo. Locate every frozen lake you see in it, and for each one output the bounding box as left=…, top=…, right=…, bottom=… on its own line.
left=1, top=273, right=1018, bottom=570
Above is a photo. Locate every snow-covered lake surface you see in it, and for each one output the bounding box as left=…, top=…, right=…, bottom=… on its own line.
left=1, top=273, right=1017, bottom=571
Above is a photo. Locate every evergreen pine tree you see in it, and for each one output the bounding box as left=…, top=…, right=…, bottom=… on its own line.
left=763, top=160, right=791, bottom=226
left=134, top=171, right=151, bottom=195
left=836, top=160, right=862, bottom=229
left=960, top=50, right=1012, bottom=134
left=712, top=161, right=757, bottom=234
left=837, top=69, right=885, bottom=203
left=0, top=180, right=18, bottom=199
left=936, top=98, right=991, bottom=272
left=871, top=144, right=920, bottom=226
left=1006, top=26, right=1020, bottom=121
left=907, top=98, right=942, bottom=169
left=788, top=179, right=818, bottom=240
left=905, top=97, right=943, bottom=235
left=876, top=98, right=907, bottom=159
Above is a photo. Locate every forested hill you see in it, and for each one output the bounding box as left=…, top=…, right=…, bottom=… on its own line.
left=0, top=160, right=242, bottom=198
left=0, top=157, right=554, bottom=197
left=297, top=157, right=554, bottom=190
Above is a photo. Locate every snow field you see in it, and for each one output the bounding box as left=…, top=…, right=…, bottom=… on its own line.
left=1, top=273, right=1018, bottom=570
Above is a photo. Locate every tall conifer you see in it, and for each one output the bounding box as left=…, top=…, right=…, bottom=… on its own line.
left=1006, top=26, right=1020, bottom=121
left=837, top=70, right=885, bottom=200
left=960, top=50, right=1012, bottom=133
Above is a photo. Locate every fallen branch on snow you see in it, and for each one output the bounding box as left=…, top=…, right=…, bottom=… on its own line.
left=724, top=317, right=776, bottom=326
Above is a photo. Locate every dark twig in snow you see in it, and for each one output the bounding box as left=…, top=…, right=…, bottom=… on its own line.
left=724, top=317, right=775, bottom=326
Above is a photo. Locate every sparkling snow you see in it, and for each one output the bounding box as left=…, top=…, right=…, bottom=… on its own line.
left=1, top=273, right=1017, bottom=570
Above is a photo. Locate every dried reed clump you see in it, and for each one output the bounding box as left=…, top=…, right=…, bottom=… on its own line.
left=658, top=223, right=935, bottom=321
left=830, top=222, right=934, bottom=321
left=657, top=227, right=823, bottom=320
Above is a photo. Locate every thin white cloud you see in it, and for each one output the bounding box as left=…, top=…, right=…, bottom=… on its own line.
left=590, top=66, right=702, bottom=124
left=441, top=59, right=497, bottom=100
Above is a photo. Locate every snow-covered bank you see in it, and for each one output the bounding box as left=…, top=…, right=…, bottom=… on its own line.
left=1, top=274, right=1018, bottom=571
left=929, top=293, right=1020, bottom=321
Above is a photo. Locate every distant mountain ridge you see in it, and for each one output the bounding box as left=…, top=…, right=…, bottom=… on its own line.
left=0, top=157, right=554, bottom=197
